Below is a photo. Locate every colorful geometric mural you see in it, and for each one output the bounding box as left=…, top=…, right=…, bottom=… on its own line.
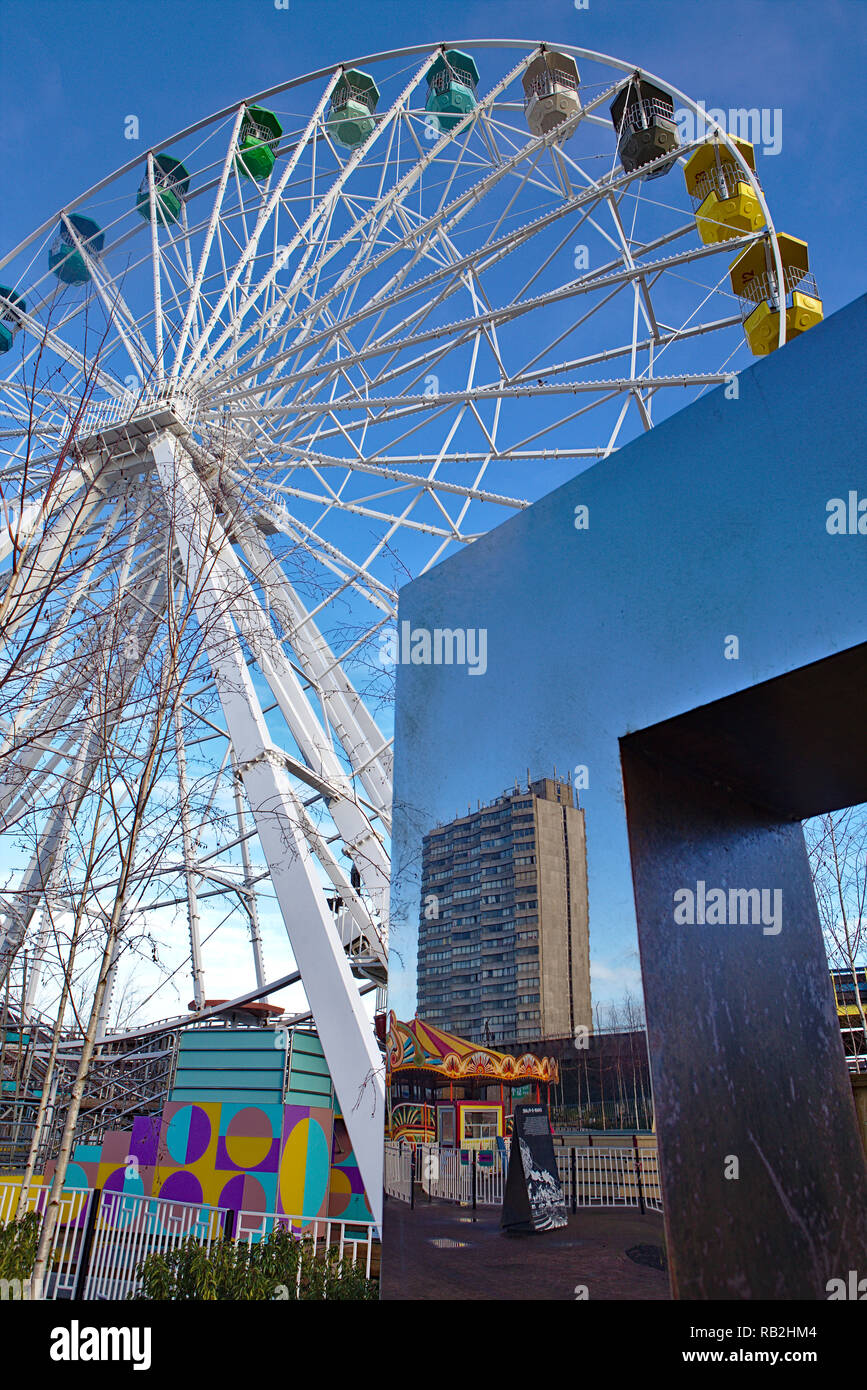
left=328, top=1117, right=374, bottom=1223
left=32, top=1029, right=373, bottom=1227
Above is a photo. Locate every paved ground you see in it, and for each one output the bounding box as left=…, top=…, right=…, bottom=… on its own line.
left=381, top=1194, right=671, bottom=1300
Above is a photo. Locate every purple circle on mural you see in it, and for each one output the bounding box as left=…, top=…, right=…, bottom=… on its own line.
left=219, top=1172, right=267, bottom=1215
left=157, top=1170, right=203, bottom=1208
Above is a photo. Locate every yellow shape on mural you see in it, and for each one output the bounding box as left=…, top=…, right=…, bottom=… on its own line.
left=225, top=1133, right=272, bottom=1169
left=279, top=1118, right=310, bottom=1225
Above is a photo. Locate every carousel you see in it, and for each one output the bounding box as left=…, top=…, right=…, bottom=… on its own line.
left=386, top=1013, right=559, bottom=1149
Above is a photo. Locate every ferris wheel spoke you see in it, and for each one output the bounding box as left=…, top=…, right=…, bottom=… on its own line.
left=248, top=473, right=480, bottom=543
left=183, top=436, right=397, bottom=618
left=183, top=59, right=419, bottom=383
left=200, top=51, right=539, bottom=391
left=9, top=304, right=129, bottom=402
left=249, top=358, right=729, bottom=447
left=56, top=217, right=154, bottom=385
left=604, top=393, right=634, bottom=456
left=259, top=447, right=527, bottom=509
left=212, top=163, right=706, bottom=409
left=170, top=105, right=250, bottom=378
left=330, top=228, right=756, bottom=403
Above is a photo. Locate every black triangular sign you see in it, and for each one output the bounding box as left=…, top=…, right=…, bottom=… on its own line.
left=501, top=1103, right=568, bottom=1235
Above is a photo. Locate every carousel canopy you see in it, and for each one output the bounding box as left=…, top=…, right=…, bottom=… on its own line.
left=387, top=1013, right=559, bottom=1086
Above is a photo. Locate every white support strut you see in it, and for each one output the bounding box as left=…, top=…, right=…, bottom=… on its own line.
left=152, top=432, right=384, bottom=1225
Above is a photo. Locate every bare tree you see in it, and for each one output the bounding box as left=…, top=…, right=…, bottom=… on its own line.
left=28, top=465, right=238, bottom=1283
left=805, top=807, right=867, bottom=1069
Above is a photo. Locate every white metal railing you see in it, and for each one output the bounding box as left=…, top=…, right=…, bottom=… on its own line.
left=230, top=1208, right=378, bottom=1281
left=738, top=267, right=820, bottom=311
left=139, top=171, right=185, bottom=196
left=241, top=119, right=279, bottom=148
left=692, top=163, right=754, bottom=205
left=474, top=1151, right=505, bottom=1206
left=0, top=1181, right=378, bottom=1300
left=638, top=1147, right=664, bottom=1213
left=84, top=1189, right=223, bottom=1300
left=392, top=1141, right=664, bottom=1213
left=84, top=1189, right=379, bottom=1299
left=77, top=383, right=199, bottom=439
left=385, top=1139, right=413, bottom=1202
left=332, top=85, right=376, bottom=114
left=410, top=1143, right=505, bottom=1206
left=0, top=1180, right=93, bottom=1299
left=524, top=70, right=579, bottom=104
left=429, top=67, right=477, bottom=96
left=619, top=97, right=675, bottom=136
left=559, top=1147, right=633, bottom=1207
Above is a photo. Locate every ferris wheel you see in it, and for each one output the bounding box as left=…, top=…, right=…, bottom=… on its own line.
left=0, top=40, right=822, bottom=1211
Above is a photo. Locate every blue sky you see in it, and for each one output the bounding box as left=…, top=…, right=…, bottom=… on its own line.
left=1, top=0, right=865, bottom=324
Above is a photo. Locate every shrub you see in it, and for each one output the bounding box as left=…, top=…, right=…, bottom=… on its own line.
left=0, top=1211, right=40, bottom=1283
left=133, top=1224, right=378, bottom=1301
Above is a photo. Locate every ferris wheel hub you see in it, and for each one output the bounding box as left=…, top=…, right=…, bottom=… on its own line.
left=76, top=383, right=200, bottom=457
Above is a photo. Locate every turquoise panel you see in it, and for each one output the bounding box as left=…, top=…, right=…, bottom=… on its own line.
left=176, top=1050, right=281, bottom=1072
left=301, top=1119, right=331, bottom=1218
left=290, top=1053, right=330, bottom=1077
left=71, top=1145, right=102, bottom=1164
left=171, top=1089, right=282, bottom=1105
left=173, top=1069, right=283, bottom=1092
left=285, top=1090, right=332, bottom=1108
left=180, top=1030, right=279, bottom=1050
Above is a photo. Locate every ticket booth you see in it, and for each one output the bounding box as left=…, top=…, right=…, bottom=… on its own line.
left=436, top=1099, right=503, bottom=1151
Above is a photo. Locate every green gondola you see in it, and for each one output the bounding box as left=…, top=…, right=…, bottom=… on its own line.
left=425, top=49, right=479, bottom=132
left=0, top=286, right=25, bottom=353
left=236, top=106, right=283, bottom=182
left=136, top=153, right=191, bottom=225
left=48, top=214, right=105, bottom=286
left=327, top=69, right=380, bottom=149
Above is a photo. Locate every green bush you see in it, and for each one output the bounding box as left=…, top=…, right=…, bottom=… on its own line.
left=0, top=1211, right=40, bottom=1283
left=132, top=1224, right=378, bottom=1301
